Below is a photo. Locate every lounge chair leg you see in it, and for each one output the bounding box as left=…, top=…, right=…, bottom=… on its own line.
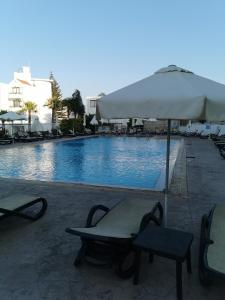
left=198, top=215, right=211, bottom=286
left=176, top=261, right=183, bottom=300
left=116, top=250, right=136, bottom=279
left=186, top=248, right=192, bottom=273
left=74, top=242, right=86, bottom=267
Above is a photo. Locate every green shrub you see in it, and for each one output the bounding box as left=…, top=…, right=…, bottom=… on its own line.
left=60, top=118, right=84, bottom=133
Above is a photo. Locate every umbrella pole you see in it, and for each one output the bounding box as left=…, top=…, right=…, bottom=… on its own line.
left=164, top=119, right=171, bottom=227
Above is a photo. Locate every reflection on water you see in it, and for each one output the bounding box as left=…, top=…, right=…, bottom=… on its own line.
left=0, top=137, right=178, bottom=189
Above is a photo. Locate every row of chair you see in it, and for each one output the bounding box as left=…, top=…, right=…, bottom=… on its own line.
left=214, top=139, right=225, bottom=159
left=0, top=129, right=86, bottom=145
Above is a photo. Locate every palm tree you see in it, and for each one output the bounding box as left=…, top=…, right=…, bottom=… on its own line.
left=21, top=101, right=37, bottom=131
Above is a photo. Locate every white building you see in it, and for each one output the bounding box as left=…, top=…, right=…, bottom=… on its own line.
left=86, top=95, right=101, bottom=115
left=0, top=66, right=52, bottom=130
left=0, top=82, right=8, bottom=111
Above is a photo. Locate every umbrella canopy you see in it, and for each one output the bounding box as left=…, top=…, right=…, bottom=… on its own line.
left=98, top=65, right=225, bottom=122
left=0, top=111, right=27, bottom=121
left=90, top=115, right=98, bottom=125
left=31, top=117, right=44, bottom=132
left=98, top=65, right=225, bottom=226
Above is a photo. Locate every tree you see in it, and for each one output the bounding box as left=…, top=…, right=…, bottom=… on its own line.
left=85, top=114, right=95, bottom=133
left=46, top=72, right=62, bottom=127
left=21, top=101, right=37, bottom=131
left=98, top=92, right=106, bottom=97
left=0, top=110, right=7, bottom=115
left=62, top=89, right=85, bottom=118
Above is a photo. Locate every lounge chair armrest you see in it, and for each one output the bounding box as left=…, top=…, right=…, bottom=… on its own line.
left=153, top=202, right=163, bottom=223
left=200, top=210, right=214, bottom=247
left=138, top=202, right=163, bottom=232
left=86, top=205, right=110, bottom=227
left=138, top=212, right=160, bottom=232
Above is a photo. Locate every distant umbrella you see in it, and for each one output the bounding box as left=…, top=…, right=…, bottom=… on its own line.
left=0, top=111, right=27, bottom=135
left=83, top=114, right=86, bottom=127
left=135, top=118, right=143, bottom=126
left=0, top=111, right=27, bottom=121
left=31, top=117, right=44, bottom=132
left=90, top=115, right=98, bottom=125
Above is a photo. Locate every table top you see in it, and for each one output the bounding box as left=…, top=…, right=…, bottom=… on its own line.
left=133, top=225, right=193, bottom=261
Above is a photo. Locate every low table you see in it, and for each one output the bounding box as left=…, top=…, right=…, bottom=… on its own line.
left=133, top=225, right=193, bottom=300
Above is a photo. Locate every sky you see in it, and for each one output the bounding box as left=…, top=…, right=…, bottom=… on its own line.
left=0, top=0, right=225, bottom=106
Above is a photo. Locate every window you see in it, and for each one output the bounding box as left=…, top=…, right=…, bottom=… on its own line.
left=11, top=87, right=22, bottom=94
left=12, top=99, right=21, bottom=108
left=90, top=100, right=96, bottom=108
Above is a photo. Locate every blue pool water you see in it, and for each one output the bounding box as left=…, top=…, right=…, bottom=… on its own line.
left=0, top=137, right=179, bottom=189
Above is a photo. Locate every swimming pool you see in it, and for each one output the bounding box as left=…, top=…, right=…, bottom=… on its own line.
left=0, top=137, right=180, bottom=190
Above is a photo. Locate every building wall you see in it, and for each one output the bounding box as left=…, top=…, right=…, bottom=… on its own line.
left=0, top=83, right=9, bottom=111
left=31, top=79, right=52, bottom=128
left=86, top=96, right=101, bottom=115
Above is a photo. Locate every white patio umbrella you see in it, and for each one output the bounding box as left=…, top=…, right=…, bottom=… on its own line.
left=0, top=111, right=27, bottom=121
left=31, top=117, right=44, bottom=132
left=83, top=114, right=86, bottom=127
left=135, top=118, right=143, bottom=126
left=0, top=111, right=27, bottom=135
left=90, top=115, right=98, bottom=125
left=97, top=64, right=225, bottom=226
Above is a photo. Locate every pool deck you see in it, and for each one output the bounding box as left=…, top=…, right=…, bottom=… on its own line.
left=0, top=137, right=225, bottom=299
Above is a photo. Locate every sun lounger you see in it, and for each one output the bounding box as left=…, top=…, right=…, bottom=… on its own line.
left=66, top=198, right=163, bottom=277
left=0, top=194, right=47, bottom=221
left=199, top=204, right=225, bottom=285
left=0, top=139, right=13, bottom=145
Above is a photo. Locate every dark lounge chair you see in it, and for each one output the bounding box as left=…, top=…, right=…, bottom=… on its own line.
left=66, top=198, right=163, bottom=277
left=0, top=139, right=13, bottom=145
left=14, top=132, right=39, bottom=143
left=199, top=204, right=225, bottom=285
left=0, top=194, right=47, bottom=221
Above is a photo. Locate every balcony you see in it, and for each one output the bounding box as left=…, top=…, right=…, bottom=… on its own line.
left=8, top=93, right=23, bottom=99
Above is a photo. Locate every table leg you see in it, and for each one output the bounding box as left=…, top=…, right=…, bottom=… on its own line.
left=186, top=248, right=192, bottom=273
left=133, top=249, right=141, bottom=285
left=176, top=261, right=183, bottom=300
